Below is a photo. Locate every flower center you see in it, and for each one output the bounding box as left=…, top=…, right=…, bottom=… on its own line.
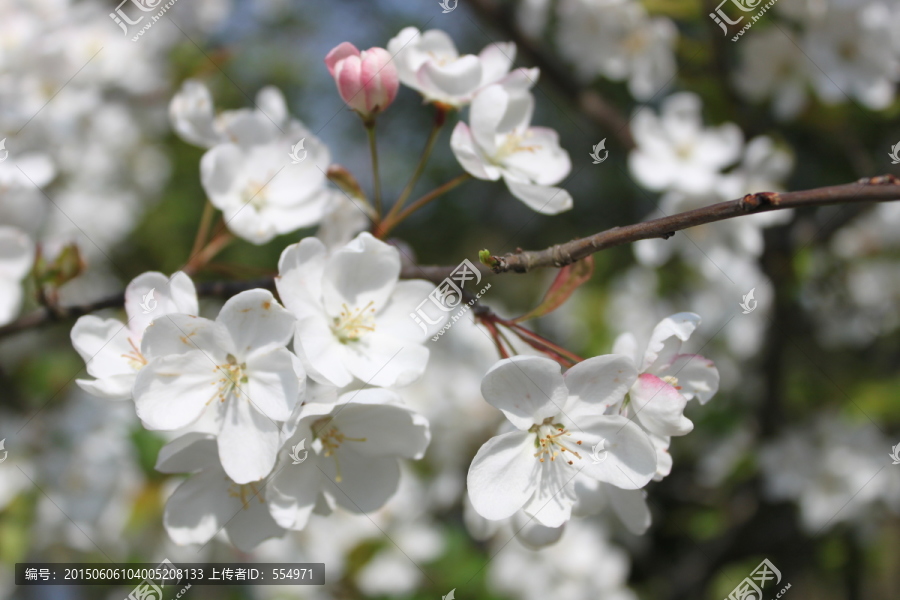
left=210, top=353, right=248, bottom=403
left=494, top=131, right=541, bottom=163
left=227, top=480, right=265, bottom=510
left=121, top=337, right=147, bottom=371
left=530, top=418, right=584, bottom=466
left=661, top=375, right=683, bottom=390
left=312, top=417, right=367, bottom=482
left=331, top=301, right=376, bottom=343
left=242, top=179, right=270, bottom=212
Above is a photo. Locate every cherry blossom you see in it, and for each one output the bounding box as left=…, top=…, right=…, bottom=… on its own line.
left=467, top=355, right=657, bottom=528
left=275, top=232, right=436, bottom=388
left=133, top=289, right=303, bottom=484
left=451, top=82, right=573, bottom=214
left=0, top=226, right=34, bottom=326
left=387, top=27, right=526, bottom=108
left=267, top=388, right=431, bottom=531
left=71, top=271, right=198, bottom=400
left=628, top=92, right=742, bottom=195
left=156, top=432, right=285, bottom=551
left=324, top=42, right=399, bottom=119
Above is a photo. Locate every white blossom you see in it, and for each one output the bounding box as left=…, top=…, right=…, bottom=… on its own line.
left=0, top=226, right=34, bottom=326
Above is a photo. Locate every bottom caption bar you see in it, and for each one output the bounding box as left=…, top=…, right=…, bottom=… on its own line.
left=15, top=562, right=324, bottom=586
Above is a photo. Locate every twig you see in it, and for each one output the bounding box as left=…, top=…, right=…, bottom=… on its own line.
left=488, top=176, right=900, bottom=273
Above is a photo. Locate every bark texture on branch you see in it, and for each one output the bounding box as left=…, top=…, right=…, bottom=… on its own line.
left=487, top=176, right=900, bottom=273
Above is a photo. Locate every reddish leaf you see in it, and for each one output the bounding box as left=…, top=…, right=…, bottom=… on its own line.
left=513, top=256, right=594, bottom=323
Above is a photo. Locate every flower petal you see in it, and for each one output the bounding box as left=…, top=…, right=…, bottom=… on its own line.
left=503, top=176, right=573, bottom=215
left=225, top=492, right=285, bottom=551
left=155, top=432, right=219, bottom=474
left=341, top=331, right=429, bottom=388
left=134, top=350, right=219, bottom=430
left=276, top=237, right=328, bottom=316
left=607, top=486, right=651, bottom=535
left=218, top=393, right=281, bottom=484
left=268, top=453, right=323, bottom=530
left=661, top=353, right=719, bottom=404
left=163, top=467, right=235, bottom=547
left=321, top=450, right=401, bottom=513
left=574, top=415, right=657, bottom=489
left=563, top=354, right=637, bottom=417
left=70, top=316, right=137, bottom=400
left=322, top=232, right=400, bottom=318
left=450, top=122, right=501, bottom=181
left=467, top=430, right=536, bottom=521
left=330, top=394, right=431, bottom=459
left=643, top=312, right=701, bottom=371
left=217, top=289, right=295, bottom=359
left=480, top=355, right=567, bottom=430
left=630, top=373, right=693, bottom=437
left=244, top=347, right=300, bottom=422
left=294, top=314, right=354, bottom=387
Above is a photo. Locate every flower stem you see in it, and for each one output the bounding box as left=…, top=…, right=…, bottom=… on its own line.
left=190, top=200, right=216, bottom=259
left=379, top=173, right=472, bottom=237
left=365, top=121, right=383, bottom=218
left=185, top=230, right=234, bottom=275
left=385, top=106, right=448, bottom=223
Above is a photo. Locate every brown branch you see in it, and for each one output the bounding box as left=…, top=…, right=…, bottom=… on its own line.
left=465, top=0, right=635, bottom=149
left=3, top=176, right=897, bottom=339
left=488, top=175, right=900, bottom=273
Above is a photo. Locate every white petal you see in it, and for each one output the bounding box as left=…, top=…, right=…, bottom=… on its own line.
left=70, top=316, right=137, bottom=400
left=612, top=332, right=641, bottom=366
left=330, top=398, right=431, bottom=459
left=511, top=511, right=566, bottom=549
left=467, top=430, right=536, bottom=521
left=342, top=332, right=429, bottom=388
left=575, top=415, right=657, bottom=489
left=479, top=42, right=516, bottom=86
left=470, top=84, right=510, bottom=153
left=450, top=122, right=501, bottom=181
left=503, top=176, right=573, bottom=215
left=200, top=143, right=242, bottom=210
left=133, top=350, right=218, bottom=430
left=501, top=127, right=571, bottom=186
left=480, top=355, right=567, bottom=430
left=268, top=453, right=322, bottom=530
left=163, top=467, right=234, bottom=546
left=169, top=79, right=220, bottom=148
left=121, top=269, right=202, bottom=335
left=608, top=486, right=651, bottom=535
left=661, top=354, right=719, bottom=404
left=322, top=233, right=400, bottom=317
left=217, top=289, right=295, bottom=359
left=320, top=450, right=401, bottom=513
left=0, top=226, right=34, bottom=280
left=523, top=461, right=578, bottom=527
left=630, top=373, right=693, bottom=437
left=294, top=314, right=353, bottom=388
left=255, top=86, right=288, bottom=127
left=375, top=279, right=446, bottom=342
left=276, top=237, right=327, bottom=315
left=245, top=348, right=300, bottom=421
left=643, top=312, right=701, bottom=370
left=563, top=354, right=637, bottom=417
left=225, top=492, right=285, bottom=551
left=417, top=54, right=483, bottom=100
left=155, top=432, right=219, bottom=473
left=218, top=394, right=281, bottom=484
left=140, top=314, right=228, bottom=360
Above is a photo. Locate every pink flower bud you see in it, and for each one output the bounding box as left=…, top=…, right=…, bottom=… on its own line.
left=325, top=42, right=399, bottom=120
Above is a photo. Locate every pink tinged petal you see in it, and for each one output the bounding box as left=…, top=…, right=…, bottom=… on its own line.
left=450, top=122, right=501, bottom=181
left=320, top=449, right=401, bottom=513
left=643, top=312, right=701, bottom=370
left=417, top=54, right=483, bottom=100
left=341, top=331, right=429, bottom=388
left=467, top=430, right=537, bottom=521
left=661, top=354, right=719, bottom=404
left=336, top=55, right=366, bottom=112
left=217, top=289, right=295, bottom=359
left=155, top=433, right=219, bottom=473
left=607, top=486, right=651, bottom=535
left=630, top=373, right=693, bottom=437
left=218, top=393, right=281, bottom=484
left=133, top=350, right=219, bottom=430
left=575, top=415, right=657, bottom=489
left=330, top=396, right=430, bottom=459
left=163, top=467, right=234, bottom=547
left=276, top=237, right=328, bottom=316
left=294, top=314, right=353, bottom=388
left=244, top=348, right=300, bottom=421
left=325, top=42, right=361, bottom=77
left=502, top=176, right=573, bottom=215
left=268, top=453, right=323, bottom=530
left=323, top=232, right=400, bottom=316
left=140, top=314, right=228, bottom=360
left=225, top=494, right=285, bottom=552
left=360, top=48, right=398, bottom=113
left=563, top=354, right=638, bottom=417
left=480, top=355, right=567, bottom=430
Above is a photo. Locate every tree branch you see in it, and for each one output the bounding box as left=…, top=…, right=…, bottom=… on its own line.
left=487, top=175, right=900, bottom=273
left=3, top=176, right=897, bottom=339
